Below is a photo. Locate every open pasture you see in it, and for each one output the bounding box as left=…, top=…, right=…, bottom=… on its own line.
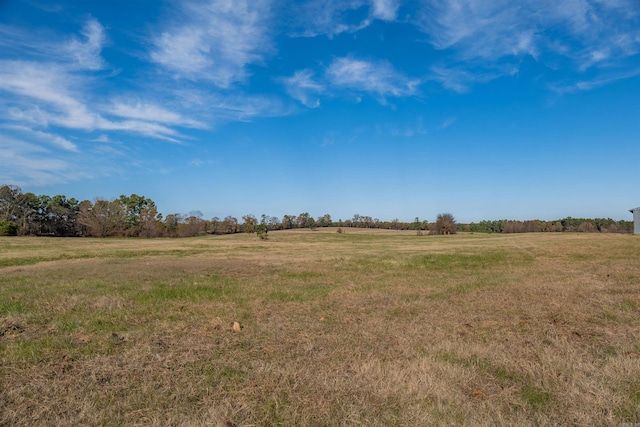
left=1, top=230, right=639, bottom=426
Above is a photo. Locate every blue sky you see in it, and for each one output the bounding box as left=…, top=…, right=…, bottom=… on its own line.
left=1, top=0, right=639, bottom=223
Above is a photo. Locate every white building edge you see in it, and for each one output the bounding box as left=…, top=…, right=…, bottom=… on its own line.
left=630, top=207, right=640, bottom=234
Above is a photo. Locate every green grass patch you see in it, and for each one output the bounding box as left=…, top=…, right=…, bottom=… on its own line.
left=0, top=300, right=26, bottom=315
left=617, top=299, right=639, bottom=312
left=6, top=335, right=76, bottom=364
left=407, top=251, right=515, bottom=271
left=440, top=352, right=553, bottom=412
left=521, top=385, right=551, bottom=410
left=0, top=255, right=70, bottom=268
left=0, top=248, right=213, bottom=268
left=568, top=253, right=594, bottom=261
left=134, top=283, right=233, bottom=303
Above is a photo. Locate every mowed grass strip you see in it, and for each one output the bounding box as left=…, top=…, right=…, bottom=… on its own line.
left=1, top=231, right=639, bottom=426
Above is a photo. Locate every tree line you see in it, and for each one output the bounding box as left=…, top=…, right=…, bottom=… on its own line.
left=460, top=218, right=632, bottom=234
left=0, top=184, right=631, bottom=237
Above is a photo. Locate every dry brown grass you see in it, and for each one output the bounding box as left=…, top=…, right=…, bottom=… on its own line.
left=1, top=230, right=639, bottom=426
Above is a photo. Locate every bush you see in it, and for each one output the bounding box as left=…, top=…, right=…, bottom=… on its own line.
left=256, top=224, right=269, bottom=240
left=0, top=219, right=18, bottom=236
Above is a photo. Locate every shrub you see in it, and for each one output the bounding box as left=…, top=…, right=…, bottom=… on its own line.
left=0, top=219, right=18, bottom=236
left=256, top=223, right=269, bottom=240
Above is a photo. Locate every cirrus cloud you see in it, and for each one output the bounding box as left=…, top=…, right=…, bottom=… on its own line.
left=326, top=56, right=419, bottom=98
left=150, top=0, right=272, bottom=87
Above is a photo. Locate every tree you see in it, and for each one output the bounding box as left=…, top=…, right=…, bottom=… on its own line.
left=0, top=185, right=35, bottom=234
left=412, top=217, right=421, bottom=230
left=164, top=214, right=181, bottom=236
left=78, top=199, right=125, bottom=237
left=431, top=213, right=457, bottom=235
left=209, top=216, right=220, bottom=234
left=0, top=185, right=24, bottom=222
left=119, top=194, right=156, bottom=236
left=305, top=216, right=316, bottom=230
left=578, top=221, right=597, bottom=233
left=268, top=216, right=280, bottom=230
left=242, top=214, right=257, bottom=233
left=282, top=215, right=295, bottom=229
left=222, top=216, right=238, bottom=234
left=179, top=214, right=207, bottom=237
left=317, top=214, right=332, bottom=228
left=296, top=212, right=311, bottom=229
left=46, top=195, right=80, bottom=236
left=139, top=206, right=163, bottom=238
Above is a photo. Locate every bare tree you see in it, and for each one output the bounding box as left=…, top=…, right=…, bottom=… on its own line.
left=222, top=216, right=238, bottom=234
left=78, top=199, right=125, bottom=237
left=139, top=206, right=163, bottom=238
left=179, top=214, right=207, bottom=237
left=430, top=213, right=457, bottom=235
left=578, top=221, right=597, bottom=232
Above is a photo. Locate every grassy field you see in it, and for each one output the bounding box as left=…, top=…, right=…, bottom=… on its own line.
left=1, top=229, right=639, bottom=426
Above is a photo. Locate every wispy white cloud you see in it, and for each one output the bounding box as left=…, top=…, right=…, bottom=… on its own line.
left=91, top=134, right=128, bottom=157
left=0, top=135, right=76, bottom=186
left=64, top=18, right=106, bottom=70
left=150, top=0, right=272, bottom=87
left=282, top=70, right=324, bottom=108
left=416, top=1, right=538, bottom=60
left=0, top=18, right=107, bottom=70
left=1, top=125, right=79, bottom=152
left=95, top=119, right=183, bottom=142
left=206, top=93, right=291, bottom=121
left=326, top=56, right=419, bottom=99
left=289, top=0, right=367, bottom=38
left=371, top=0, right=399, bottom=21
left=151, top=29, right=212, bottom=79
left=0, top=60, right=192, bottom=142
left=189, top=158, right=219, bottom=167
left=438, top=117, right=457, bottom=130
left=416, top=0, right=640, bottom=90
left=0, top=60, right=96, bottom=128
left=0, top=133, right=126, bottom=186
left=93, top=134, right=111, bottom=143
left=107, top=100, right=206, bottom=128
left=156, top=87, right=292, bottom=125
left=290, top=0, right=400, bottom=38
left=550, top=67, right=640, bottom=94
left=429, top=65, right=510, bottom=93
left=0, top=24, right=54, bottom=58
left=375, top=116, right=428, bottom=137
left=282, top=55, right=420, bottom=106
